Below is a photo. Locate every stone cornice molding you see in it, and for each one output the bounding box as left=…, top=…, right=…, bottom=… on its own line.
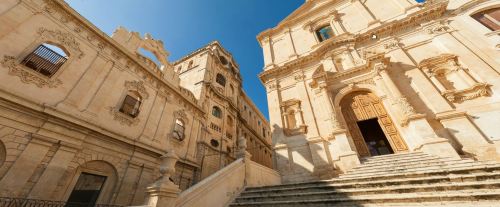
left=259, top=1, right=448, bottom=84
left=38, top=0, right=205, bottom=117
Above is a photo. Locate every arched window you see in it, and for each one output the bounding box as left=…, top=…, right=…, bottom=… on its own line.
left=21, top=43, right=68, bottom=77
left=119, top=91, right=142, bottom=118
left=216, top=73, right=226, bottom=86
left=227, top=116, right=234, bottom=127
left=471, top=8, right=500, bottom=31
left=188, top=60, right=194, bottom=68
left=212, top=106, right=222, bottom=118
left=230, top=84, right=235, bottom=95
left=173, top=119, right=185, bottom=141
left=316, top=25, right=334, bottom=42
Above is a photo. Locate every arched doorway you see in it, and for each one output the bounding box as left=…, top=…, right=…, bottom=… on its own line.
left=65, top=160, right=118, bottom=206
left=340, top=91, right=408, bottom=157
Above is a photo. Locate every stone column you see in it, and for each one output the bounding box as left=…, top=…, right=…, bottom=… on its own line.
left=373, top=60, right=460, bottom=159
left=145, top=150, right=181, bottom=207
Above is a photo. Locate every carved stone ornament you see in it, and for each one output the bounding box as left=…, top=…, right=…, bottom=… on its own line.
left=125, top=80, right=149, bottom=99
left=174, top=109, right=189, bottom=124
left=1, top=55, right=62, bottom=88
left=108, top=106, right=140, bottom=126
left=37, top=28, right=84, bottom=58
left=426, top=21, right=450, bottom=35
left=442, top=83, right=491, bottom=103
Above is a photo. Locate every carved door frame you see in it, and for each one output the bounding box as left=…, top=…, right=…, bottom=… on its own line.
left=340, top=91, right=408, bottom=157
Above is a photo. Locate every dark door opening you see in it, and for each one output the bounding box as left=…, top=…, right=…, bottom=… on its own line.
left=66, top=172, right=107, bottom=207
left=357, top=118, right=393, bottom=156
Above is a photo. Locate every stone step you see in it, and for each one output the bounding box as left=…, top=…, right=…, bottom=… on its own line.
left=351, top=157, right=472, bottom=171
left=236, top=180, right=500, bottom=203
left=340, top=162, right=500, bottom=178
left=345, top=160, right=479, bottom=175
left=358, top=154, right=443, bottom=165
left=359, top=152, right=428, bottom=162
left=241, top=172, right=500, bottom=196
left=230, top=189, right=500, bottom=206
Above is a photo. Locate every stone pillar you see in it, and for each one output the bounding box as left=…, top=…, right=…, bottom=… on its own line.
left=373, top=60, right=460, bottom=159
left=145, top=150, right=181, bottom=207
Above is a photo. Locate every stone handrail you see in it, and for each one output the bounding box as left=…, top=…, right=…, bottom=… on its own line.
left=246, top=160, right=281, bottom=188
left=176, top=158, right=246, bottom=207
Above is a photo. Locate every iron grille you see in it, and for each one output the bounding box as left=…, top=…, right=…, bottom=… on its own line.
left=20, top=44, right=67, bottom=77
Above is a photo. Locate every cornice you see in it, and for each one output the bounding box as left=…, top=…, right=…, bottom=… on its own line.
left=259, top=0, right=448, bottom=84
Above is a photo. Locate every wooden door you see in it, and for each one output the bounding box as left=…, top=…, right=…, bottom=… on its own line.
left=341, top=91, right=408, bottom=157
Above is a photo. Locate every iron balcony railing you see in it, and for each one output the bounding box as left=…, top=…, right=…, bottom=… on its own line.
left=0, top=197, right=122, bottom=207
left=21, top=44, right=67, bottom=77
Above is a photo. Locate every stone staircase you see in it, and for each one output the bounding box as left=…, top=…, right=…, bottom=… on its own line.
left=230, top=152, right=500, bottom=206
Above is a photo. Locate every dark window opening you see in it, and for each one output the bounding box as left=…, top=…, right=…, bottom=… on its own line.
left=66, top=172, right=107, bottom=207
left=210, top=139, right=219, bottom=147
left=315, top=25, right=334, bottom=42
left=119, top=94, right=141, bottom=118
left=216, top=73, right=226, bottom=86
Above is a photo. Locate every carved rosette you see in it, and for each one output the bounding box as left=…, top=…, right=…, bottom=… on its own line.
left=1, top=56, right=63, bottom=88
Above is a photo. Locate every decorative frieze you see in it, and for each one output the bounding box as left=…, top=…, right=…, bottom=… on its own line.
left=37, top=27, right=84, bottom=58
left=1, top=56, right=63, bottom=88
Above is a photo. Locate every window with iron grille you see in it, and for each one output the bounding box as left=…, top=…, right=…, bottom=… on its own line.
left=212, top=106, right=222, bottom=118
left=119, top=93, right=141, bottom=118
left=173, top=119, right=185, bottom=141
left=471, top=8, right=500, bottom=31
left=21, top=43, right=68, bottom=77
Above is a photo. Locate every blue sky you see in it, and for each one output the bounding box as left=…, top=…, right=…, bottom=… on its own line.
left=65, top=0, right=425, bottom=120
left=65, top=0, right=305, bottom=119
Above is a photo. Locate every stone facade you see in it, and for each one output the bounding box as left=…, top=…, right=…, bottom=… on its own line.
left=0, top=0, right=271, bottom=206
left=259, top=0, right=500, bottom=183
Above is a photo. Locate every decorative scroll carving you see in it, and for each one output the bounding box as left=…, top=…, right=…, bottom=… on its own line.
left=442, top=83, right=491, bottom=103
left=426, top=20, right=450, bottom=35
left=125, top=80, right=149, bottom=99
left=108, top=106, right=140, bottom=126
left=37, top=28, right=84, bottom=58
left=1, top=56, right=62, bottom=88
left=174, top=109, right=189, bottom=124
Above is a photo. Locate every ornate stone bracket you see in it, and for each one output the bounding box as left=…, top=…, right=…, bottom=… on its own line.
left=108, top=106, right=140, bottom=126
left=283, top=125, right=308, bottom=137
left=1, top=55, right=63, bottom=88
left=442, top=83, right=491, bottom=103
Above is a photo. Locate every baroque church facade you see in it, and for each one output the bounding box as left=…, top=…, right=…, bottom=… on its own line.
left=259, top=0, right=500, bottom=183
left=0, top=0, right=272, bottom=206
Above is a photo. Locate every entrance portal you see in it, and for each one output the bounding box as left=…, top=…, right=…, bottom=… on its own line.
left=358, top=118, right=393, bottom=156
left=340, top=91, right=408, bottom=157
left=66, top=172, right=107, bottom=206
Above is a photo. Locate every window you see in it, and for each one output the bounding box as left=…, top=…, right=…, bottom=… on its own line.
left=119, top=92, right=142, bottom=118
left=173, top=119, right=185, bottom=141
left=286, top=109, right=297, bottom=129
left=230, top=84, right=235, bottom=95
left=210, top=139, right=219, bottom=147
left=216, top=73, right=226, bottom=86
left=471, top=8, right=500, bottom=31
left=227, top=116, right=234, bottom=127
left=188, top=60, right=194, bottom=68
left=212, top=106, right=222, bottom=118
left=219, top=56, right=228, bottom=65
left=66, top=173, right=107, bottom=206
left=315, top=25, right=334, bottom=42
left=21, top=43, right=68, bottom=77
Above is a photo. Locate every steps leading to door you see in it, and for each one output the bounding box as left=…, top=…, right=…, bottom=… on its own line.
left=230, top=152, right=500, bottom=206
